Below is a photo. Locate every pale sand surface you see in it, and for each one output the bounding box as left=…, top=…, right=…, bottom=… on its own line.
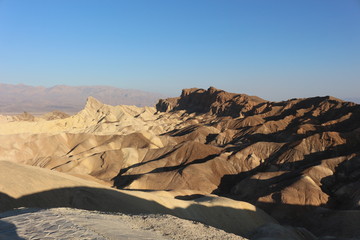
left=0, top=160, right=276, bottom=238
left=0, top=207, right=247, bottom=240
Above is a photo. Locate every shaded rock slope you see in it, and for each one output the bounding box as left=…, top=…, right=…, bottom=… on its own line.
left=0, top=86, right=359, bottom=238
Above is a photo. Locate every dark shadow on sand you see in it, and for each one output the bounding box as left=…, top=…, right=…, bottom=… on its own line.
left=0, top=193, right=27, bottom=240
left=0, top=187, right=267, bottom=238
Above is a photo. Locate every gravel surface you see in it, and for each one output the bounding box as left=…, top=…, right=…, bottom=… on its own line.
left=0, top=208, right=247, bottom=240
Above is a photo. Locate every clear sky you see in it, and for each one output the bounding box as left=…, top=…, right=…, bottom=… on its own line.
left=0, top=0, right=359, bottom=100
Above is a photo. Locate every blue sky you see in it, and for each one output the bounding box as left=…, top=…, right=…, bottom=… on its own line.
left=0, top=0, right=359, bottom=100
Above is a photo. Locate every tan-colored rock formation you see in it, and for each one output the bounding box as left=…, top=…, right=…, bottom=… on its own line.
left=1, top=86, right=359, bottom=238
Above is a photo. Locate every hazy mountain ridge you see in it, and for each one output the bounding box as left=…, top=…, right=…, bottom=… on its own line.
left=0, top=83, right=164, bottom=113
left=344, top=97, right=360, bottom=104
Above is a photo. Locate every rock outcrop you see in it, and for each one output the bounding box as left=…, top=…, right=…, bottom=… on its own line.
left=156, top=87, right=266, bottom=117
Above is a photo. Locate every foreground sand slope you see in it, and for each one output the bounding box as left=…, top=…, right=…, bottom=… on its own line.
left=0, top=161, right=275, bottom=238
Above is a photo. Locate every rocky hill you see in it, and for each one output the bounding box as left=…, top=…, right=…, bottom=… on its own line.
left=0, top=86, right=359, bottom=238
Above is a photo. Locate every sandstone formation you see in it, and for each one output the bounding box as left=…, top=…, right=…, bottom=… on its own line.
left=156, top=86, right=265, bottom=117
left=0, top=86, right=359, bottom=238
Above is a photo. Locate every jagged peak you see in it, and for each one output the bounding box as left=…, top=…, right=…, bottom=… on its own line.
left=84, top=96, right=105, bottom=111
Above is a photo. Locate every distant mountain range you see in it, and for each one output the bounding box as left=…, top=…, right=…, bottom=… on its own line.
left=0, top=83, right=165, bottom=113
left=344, top=97, right=360, bottom=104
